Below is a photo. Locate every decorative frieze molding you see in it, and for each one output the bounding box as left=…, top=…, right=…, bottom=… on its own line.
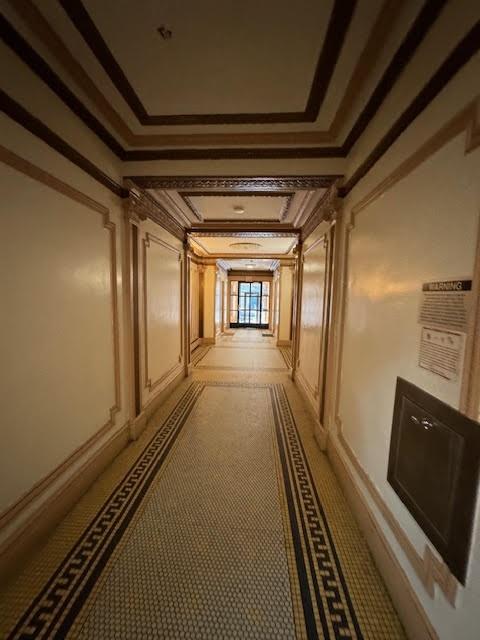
left=128, top=176, right=341, bottom=191
left=301, top=182, right=342, bottom=240
left=125, top=187, right=184, bottom=241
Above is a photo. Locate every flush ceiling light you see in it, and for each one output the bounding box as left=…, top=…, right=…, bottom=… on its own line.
left=233, top=205, right=245, bottom=214
left=157, top=25, right=172, bottom=39
left=229, top=242, right=261, bottom=250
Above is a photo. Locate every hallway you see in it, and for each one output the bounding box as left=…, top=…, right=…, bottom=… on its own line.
left=1, top=2, right=479, bottom=638
left=0, top=333, right=404, bottom=639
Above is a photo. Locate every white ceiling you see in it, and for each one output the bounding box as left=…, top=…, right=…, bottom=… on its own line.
left=221, top=259, right=278, bottom=271
left=82, top=0, right=328, bottom=115
left=184, top=195, right=290, bottom=221
left=191, top=235, right=297, bottom=255
left=22, top=0, right=411, bottom=138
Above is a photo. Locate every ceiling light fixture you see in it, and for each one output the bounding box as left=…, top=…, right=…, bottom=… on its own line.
left=233, top=205, right=245, bottom=214
left=229, top=242, right=261, bottom=250
left=157, top=25, right=172, bottom=40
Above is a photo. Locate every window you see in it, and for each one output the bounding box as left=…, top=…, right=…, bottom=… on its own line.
left=230, top=281, right=270, bottom=328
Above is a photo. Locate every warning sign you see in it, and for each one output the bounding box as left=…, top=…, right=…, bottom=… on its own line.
left=418, top=279, right=471, bottom=333
left=419, top=327, right=464, bottom=381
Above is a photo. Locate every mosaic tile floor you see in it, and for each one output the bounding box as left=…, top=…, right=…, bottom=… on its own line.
left=0, top=330, right=406, bottom=639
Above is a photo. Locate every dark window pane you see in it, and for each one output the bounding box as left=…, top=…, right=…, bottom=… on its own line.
left=251, top=296, right=259, bottom=310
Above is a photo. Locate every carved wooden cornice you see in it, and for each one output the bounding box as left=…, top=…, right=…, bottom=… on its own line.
left=128, top=175, right=341, bottom=191
left=180, top=191, right=295, bottom=223
left=189, top=231, right=298, bottom=238
left=125, top=188, right=184, bottom=241
left=301, top=183, right=341, bottom=240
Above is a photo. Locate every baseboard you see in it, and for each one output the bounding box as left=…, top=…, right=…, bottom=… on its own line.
left=276, top=339, right=292, bottom=347
left=328, top=437, right=439, bottom=640
left=190, top=337, right=201, bottom=351
left=0, top=420, right=131, bottom=582
left=201, top=337, right=216, bottom=345
left=138, top=366, right=186, bottom=437
left=293, top=370, right=328, bottom=450
left=313, top=420, right=328, bottom=451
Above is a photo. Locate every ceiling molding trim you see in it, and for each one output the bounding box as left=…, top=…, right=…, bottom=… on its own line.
left=227, top=270, right=275, bottom=277
left=4, top=0, right=393, bottom=147
left=179, top=191, right=295, bottom=223
left=341, top=19, right=480, bottom=195
left=342, top=0, right=448, bottom=152
left=188, top=232, right=298, bottom=239
left=121, top=147, right=344, bottom=161
left=126, top=188, right=185, bottom=241
left=0, top=13, right=125, bottom=159
left=301, top=183, right=341, bottom=240
left=128, top=176, right=340, bottom=190
left=3, top=0, right=447, bottom=162
left=58, top=0, right=355, bottom=126
left=151, top=190, right=193, bottom=227
left=0, top=89, right=127, bottom=198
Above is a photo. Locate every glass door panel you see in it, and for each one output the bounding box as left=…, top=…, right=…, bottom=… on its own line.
left=229, top=280, right=270, bottom=328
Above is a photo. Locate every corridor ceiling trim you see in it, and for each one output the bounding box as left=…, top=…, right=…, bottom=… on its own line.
left=128, top=176, right=339, bottom=190
left=3, top=0, right=450, bottom=161
left=180, top=192, right=294, bottom=223
left=58, top=0, right=356, bottom=126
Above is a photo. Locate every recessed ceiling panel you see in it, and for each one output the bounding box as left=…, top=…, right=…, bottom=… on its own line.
left=191, top=235, right=297, bottom=255
left=183, top=194, right=292, bottom=221
left=82, top=0, right=330, bottom=115
left=223, top=259, right=277, bottom=271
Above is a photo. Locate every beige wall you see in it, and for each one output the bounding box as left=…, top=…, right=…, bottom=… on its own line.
left=296, top=225, right=331, bottom=420
left=0, top=103, right=130, bottom=551
left=0, top=54, right=186, bottom=553
left=139, top=220, right=183, bottom=410
left=326, top=10, right=480, bottom=637
left=189, top=261, right=200, bottom=346
left=202, top=265, right=216, bottom=341
left=278, top=266, right=294, bottom=343
left=215, top=267, right=227, bottom=336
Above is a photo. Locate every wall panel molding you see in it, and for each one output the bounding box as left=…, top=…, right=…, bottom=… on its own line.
left=0, top=91, right=126, bottom=197
left=330, top=106, right=480, bottom=607
left=0, top=145, right=122, bottom=532
left=4, top=0, right=442, bottom=151
left=142, top=232, right=183, bottom=395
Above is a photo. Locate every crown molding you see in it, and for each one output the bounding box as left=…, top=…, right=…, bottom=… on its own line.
left=125, top=188, right=185, bottom=241
left=128, top=176, right=340, bottom=190
left=58, top=0, right=354, bottom=126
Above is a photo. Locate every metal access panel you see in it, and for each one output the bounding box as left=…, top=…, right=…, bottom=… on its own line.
left=387, top=377, right=480, bottom=584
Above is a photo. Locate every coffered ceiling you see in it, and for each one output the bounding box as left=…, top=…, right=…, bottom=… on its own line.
left=147, top=185, right=325, bottom=227
left=189, top=235, right=297, bottom=257
left=3, top=0, right=471, bottom=241
left=220, top=259, right=279, bottom=271
left=3, top=0, right=438, bottom=154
